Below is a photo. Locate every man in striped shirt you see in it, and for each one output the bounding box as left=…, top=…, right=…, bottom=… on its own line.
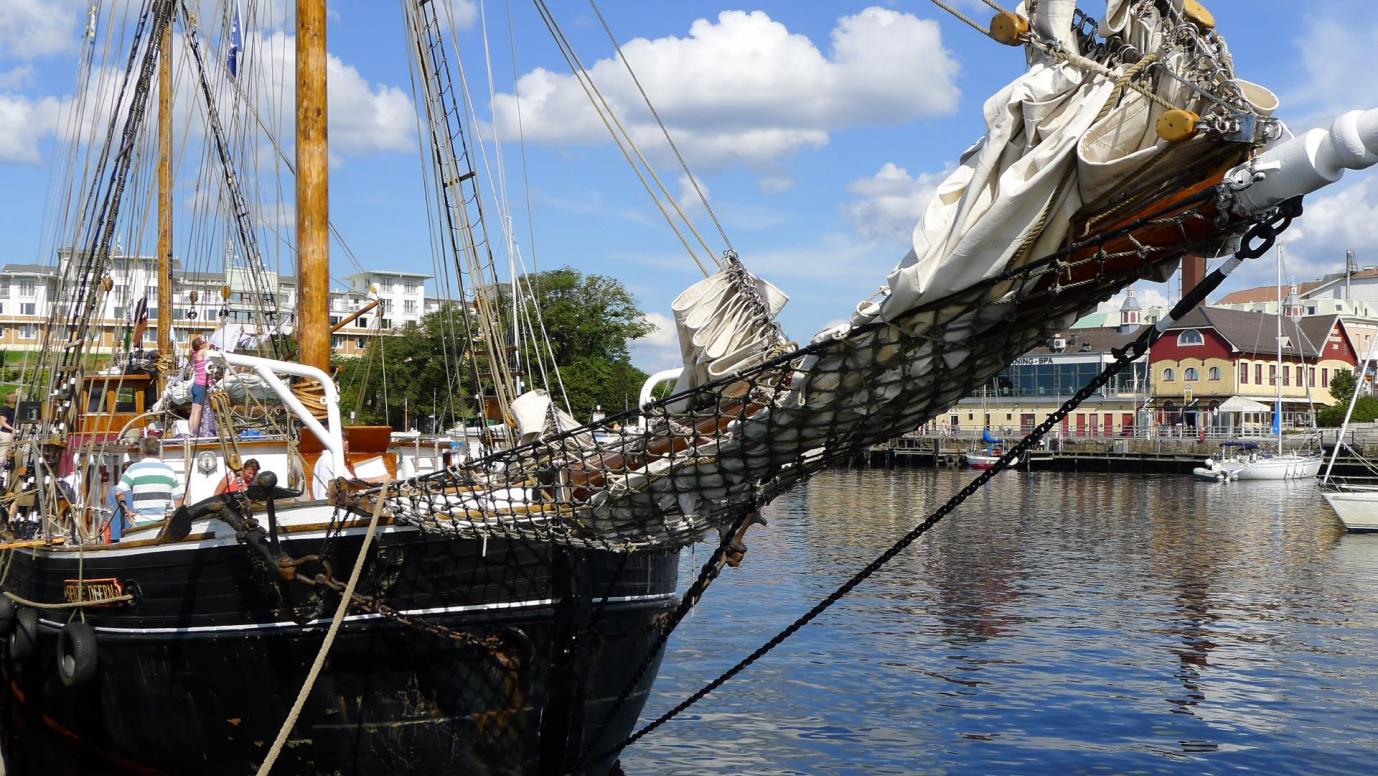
left=114, top=438, right=184, bottom=528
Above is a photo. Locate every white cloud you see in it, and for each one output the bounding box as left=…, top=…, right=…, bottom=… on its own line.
left=491, top=7, right=959, bottom=169
left=844, top=162, right=944, bottom=241
left=438, top=0, right=478, bottom=31
left=3, top=28, right=415, bottom=165
left=676, top=173, right=709, bottom=214
left=630, top=311, right=681, bottom=372
left=0, top=65, right=36, bottom=90
left=759, top=176, right=795, bottom=194
left=1287, top=15, right=1378, bottom=128
left=1098, top=284, right=1174, bottom=314
left=0, top=0, right=81, bottom=59
left=1275, top=177, right=1378, bottom=277
left=0, top=94, right=63, bottom=162
left=241, top=30, right=415, bottom=156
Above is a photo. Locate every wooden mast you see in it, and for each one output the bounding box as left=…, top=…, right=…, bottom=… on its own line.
left=156, top=19, right=173, bottom=358
left=296, top=0, right=330, bottom=371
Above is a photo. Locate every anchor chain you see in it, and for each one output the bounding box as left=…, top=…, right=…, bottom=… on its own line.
left=291, top=558, right=518, bottom=668
left=588, top=201, right=1303, bottom=766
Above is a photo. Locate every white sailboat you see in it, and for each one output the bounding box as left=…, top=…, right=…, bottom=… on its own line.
left=1319, top=317, right=1378, bottom=531
left=1194, top=246, right=1322, bottom=481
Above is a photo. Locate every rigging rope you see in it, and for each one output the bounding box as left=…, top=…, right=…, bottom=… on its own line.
left=256, top=481, right=391, bottom=776
left=586, top=0, right=736, bottom=256
left=529, top=0, right=715, bottom=276
left=589, top=199, right=1303, bottom=765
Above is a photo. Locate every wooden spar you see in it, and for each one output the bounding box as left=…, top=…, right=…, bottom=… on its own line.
left=330, top=298, right=379, bottom=333
left=296, top=0, right=330, bottom=371
left=156, top=19, right=172, bottom=358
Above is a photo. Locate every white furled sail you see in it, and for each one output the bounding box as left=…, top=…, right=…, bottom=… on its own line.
left=858, top=0, right=1265, bottom=329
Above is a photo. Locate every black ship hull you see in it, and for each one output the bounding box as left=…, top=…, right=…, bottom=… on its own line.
left=0, top=521, right=678, bottom=774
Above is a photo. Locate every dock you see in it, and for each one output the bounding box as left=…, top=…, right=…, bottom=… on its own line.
left=866, top=427, right=1378, bottom=476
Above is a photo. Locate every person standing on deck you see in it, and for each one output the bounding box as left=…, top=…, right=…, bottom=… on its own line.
left=0, top=393, right=16, bottom=483
left=187, top=336, right=212, bottom=437
left=114, top=437, right=184, bottom=530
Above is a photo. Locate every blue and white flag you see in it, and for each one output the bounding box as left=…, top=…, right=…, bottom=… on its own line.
left=227, top=4, right=243, bottom=78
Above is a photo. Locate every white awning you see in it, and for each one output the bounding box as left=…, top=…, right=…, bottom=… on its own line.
left=1217, top=396, right=1271, bottom=413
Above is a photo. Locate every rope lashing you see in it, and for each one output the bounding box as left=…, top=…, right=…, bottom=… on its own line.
left=591, top=199, right=1302, bottom=764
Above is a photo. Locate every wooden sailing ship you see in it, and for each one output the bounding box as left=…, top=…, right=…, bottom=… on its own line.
left=0, top=1, right=1374, bottom=774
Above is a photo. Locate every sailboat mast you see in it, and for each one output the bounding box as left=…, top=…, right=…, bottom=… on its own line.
left=296, top=0, right=330, bottom=371
left=1276, top=245, right=1284, bottom=452
left=156, top=19, right=173, bottom=357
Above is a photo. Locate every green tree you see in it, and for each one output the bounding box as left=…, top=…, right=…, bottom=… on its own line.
left=504, top=268, right=652, bottom=418
left=1317, top=368, right=1378, bottom=427
left=1330, top=368, right=1358, bottom=404
left=338, top=268, right=653, bottom=427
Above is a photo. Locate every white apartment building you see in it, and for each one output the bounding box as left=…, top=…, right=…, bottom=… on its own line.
left=345, top=270, right=431, bottom=330
left=0, top=252, right=438, bottom=360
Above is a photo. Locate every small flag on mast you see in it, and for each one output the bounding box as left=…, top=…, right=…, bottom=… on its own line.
left=228, top=4, right=243, bottom=78
left=129, top=296, right=149, bottom=350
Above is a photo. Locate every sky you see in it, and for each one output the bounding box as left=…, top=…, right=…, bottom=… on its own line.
left=2, top=0, right=1377, bottom=371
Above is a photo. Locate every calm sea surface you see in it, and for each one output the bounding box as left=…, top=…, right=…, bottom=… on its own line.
left=621, top=468, right=1378, bottom=775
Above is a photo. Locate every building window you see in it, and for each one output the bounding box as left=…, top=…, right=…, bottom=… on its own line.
left=1309, top=367, right=1316, bottom=387
left=380, top=318, right=391, bottom=329
left=19, top=324, right=36, bottom=339
left=19, top=303, right=34, bottom=316
left=1296, top=365, right=1304, bottom=386
left=356, top=337, right=366, bottom=349
left=1323, top=368, right=1330, bottom=387
left=1208, top=367, right=1220, bottom=381
left=18, top=280, right=34, bottom=298
left=1185, top=367, right=1199, bottom=381
left=1163, top=367, right=1175, bottom=382
left=332, top=336, right=343, bottom=348
left=1255, top=363, right=1263, bottom=384
left=113, top=306, right=123, bottom=320
left=1240, top=362, right=1248, bottom=384
left=1282, top=366, right=1290, bottom=386
left=1177, top=329, right=1204, bottom=346
left=403, top=300, right=416, bottom=314
left=329, top=316, right=340, bottom=326
left=1270, top=364, right=1277, bottom=385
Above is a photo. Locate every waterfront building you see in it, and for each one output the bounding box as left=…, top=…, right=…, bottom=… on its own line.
left=1147, top=306, right=1361, bottom=431
left=0, top=251, right=439, bottom=360
left=948, top=293, right=1150, bottom=438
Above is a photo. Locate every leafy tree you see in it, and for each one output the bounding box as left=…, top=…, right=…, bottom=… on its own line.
left=338, top=268, right=653, bottom=428
left=1330, top=368, right=1358, bottom=404
left=1317, top=395, right=1378, bottom=427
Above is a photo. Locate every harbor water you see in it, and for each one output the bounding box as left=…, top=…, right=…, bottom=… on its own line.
left=623, top=468, right=1378, bottom=774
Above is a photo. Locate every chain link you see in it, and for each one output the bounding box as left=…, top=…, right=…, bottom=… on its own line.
left=590, top=204, right=1302, bottom=764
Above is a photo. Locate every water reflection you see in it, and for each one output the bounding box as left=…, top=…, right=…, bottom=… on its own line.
left=624, top=469, right=1378, bottom=774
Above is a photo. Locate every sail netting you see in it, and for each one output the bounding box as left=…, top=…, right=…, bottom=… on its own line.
left=375, top=0, right=1281, bottom=551
left=379, top=207, right=1228, bottom=553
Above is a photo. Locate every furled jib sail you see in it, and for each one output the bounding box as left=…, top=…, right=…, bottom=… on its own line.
left=385, top=0, right=1375, bottom=552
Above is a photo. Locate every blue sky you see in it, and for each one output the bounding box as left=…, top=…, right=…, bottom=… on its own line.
left=2, top=0, right=1377, bottom=370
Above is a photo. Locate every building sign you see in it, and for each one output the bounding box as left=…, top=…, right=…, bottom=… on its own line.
left=1012, top=356, right=1055, bottom=366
